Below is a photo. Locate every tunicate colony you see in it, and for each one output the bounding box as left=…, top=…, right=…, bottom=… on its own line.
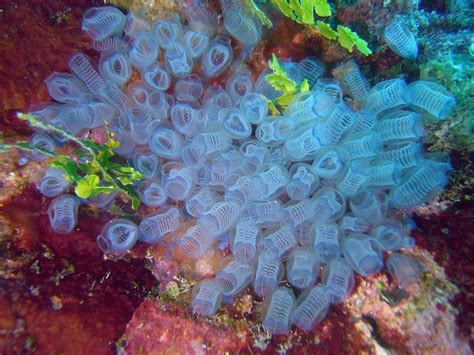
left=27, top=3, right=455, bottom=335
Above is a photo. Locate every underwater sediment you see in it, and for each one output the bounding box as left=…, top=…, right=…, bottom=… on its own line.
left=0, top=0, right=473, bottom=353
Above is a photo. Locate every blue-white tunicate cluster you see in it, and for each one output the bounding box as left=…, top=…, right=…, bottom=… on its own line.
left=29, top=4, right=456, bottom=335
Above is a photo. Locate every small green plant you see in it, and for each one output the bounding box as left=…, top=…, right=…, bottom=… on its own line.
left=265, top=53, right=309, bottom=111
left=249, top=0, right=372, bottom=56
left=0, top=113, right=143, bottom=209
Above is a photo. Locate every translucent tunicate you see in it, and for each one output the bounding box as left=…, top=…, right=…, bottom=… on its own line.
left=192, top=279, right=223, bottom=316
left=339, top=213, right=371, bottom=234
left=179, top=224, right=218, bottom=258
left=82, top=6, right=126, bottom=41
left=322, top=257, right=355, bottom=304
left=350, top=190, right=388, bottom=225
left=128, top=32, right=159, bottom=70
left=239, top=140, right=269, bottom=175
left=256, top=117, right=296, bottom=146
left=239, top=93, right=268, bottom=125
left=202, top=36, right=233, bottom=77
left=375, top=110, right=423, bottom=144
left=332, top=60, right=370, bottom=101
left=251, top=164, right=289, bottom=200
left=137, top=179, right=167, bottom=208
left=148, top=122, right=184, bottom=160
left=297, top=56, right=325, bottom=87
left=143, top=65, right=171, bottom=91
left=139, top=206, right=181, bottom=244
left=186, top=187, right=218, bottom=217
left=219, top=108, right=252, bottom=139
left=231, top=221, right=259, bottom=264
left=124, top=12, right=151, bottom=38
left=246, top=200, right=282, bottom=227
left=341, top=236, right=383, bottom=276
left=171, top=104, right=206, bottom=136
left=286, top=248, right=320, bottom=289
left=312, top=222, right=343, bottom=263
left=199, top=202, right=240, bottom=236
left=223, top=11, right=261, bottom=48
left=174, top=74, right=204, bottom=99
left=29, top=133, right=56, bottom=161
left=383, top=20, right=418, bottom=60
left=336, top=159, right=369, bottom=198
left=165, top=43, right=193, bottom=78
left=97, top=218, right=139, bottom=253
left=341, top=132, right=382, bottom=160
left=48, top=194, right=80, bottom=234
left=408, top=80, right=456, bottom=120
left=216, top=260, right=254, bottom=296
left=262, top=287, right=295, bottom=335
left=225, top=70, right=254, bottom=104
left=312, top=146, right=345, bottom=179
left=253, top=252, right=283, bottom=297
left=39, top=168, right=71, bottom=198
left=99, top=50, right=132, bottom=87
left=364, top=79, right=411, bottom=115
left=133, top=147, right=161, bottom=179
left=162, top=165, right=195, bottom=201
left=291, top=286, right=330, bottom=331
left=258, top=225, right=297, bottom=258
left=68, top=53, right=105, bottom=96
left=45, top=72, right=91, bottom=104
left=154, top=17, right=183, bottom=50
left=389, top=159, right=450, bottom=208
left=183, top=30, right=210, bottom=59
left=386, top=253, right=422, bottom=289
left=128, top=108, right=152, bottom=143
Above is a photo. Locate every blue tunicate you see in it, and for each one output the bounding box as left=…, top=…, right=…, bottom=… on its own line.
left=389, top=159, right=451, bottom=208
left=386, top=253, right=422, bottom=289
left=183, top=30, right=210, bottom=59
left=154, top=17, right=183, bottom=50
left=287, top=248, right=320, bottom=289
left=29, top=133, right=56, bottom=161
left=139, top=206, right=181, bottom=244
left=68, top=53, right=105, bottom=96
left=216, top=259, right=254, bottom=296
left=97, top=218, right=139, bottom=253
left=192, top=279, right=223, bottom=316
left=239, top=92, right=268, bottom=125
left=143, top=65, right=171, bottom=91
left=231, top=220, right=259, bottom=264
left=137, top=179, right=167, bottom=208
left=201, top=36, right=233, bottom=78
left=148, top=122, right=184, bottom=160
left=341, top=235, right=383, bottom=276
left=124, top=12, right=151, bottom=38
left=128, top=32, right=159, bottom=70
left=48, top=194, right=80, bottom=234
left=364, top=79, right=411, bottom=115
left=253, top=252, right=283, bottom=297
left=409, top=80, right=456, bottom=120
left=383, top=20, right=418, bottom=60
left=179, top=224, right=218, bottom=258
left=39, top=168, right=71, bottom=198
left=45, top=72, right=91, bottom=104
left=297, top=56, right=325, bottom=87
left=165, top=43, right=193, bottom=78
left=262, top=287, right=295, bottom=335
left=322, top=257, right=354, bottom=304
left=99, top=50, right=132, bottom=87
left=82, top=6, right=126, bottom=41
left=312, top=222, right=343, bottom=263
left=291, top=286, right=330, bottom=331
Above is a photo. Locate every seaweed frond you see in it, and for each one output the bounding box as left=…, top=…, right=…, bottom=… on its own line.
left=0, top=113, right=143, bottom=209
